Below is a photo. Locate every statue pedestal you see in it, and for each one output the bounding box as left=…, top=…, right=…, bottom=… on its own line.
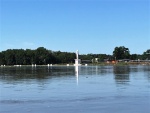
left=74, top=59, right=81, bottom=66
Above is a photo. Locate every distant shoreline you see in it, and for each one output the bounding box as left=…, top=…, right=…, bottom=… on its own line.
left=0, top=62, right=150, bottom=67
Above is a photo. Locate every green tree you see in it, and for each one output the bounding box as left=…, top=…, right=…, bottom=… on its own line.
left=4, top=49, right=16, bottom=65
left=14, top=49, right=25, bottom=65
left=0, top=52, right=5, bottom=65
left=35, top=47, right=50, bottom=65
left=142, top=49, right=150, bottom=60
left=130, top=54, right=138, bottom=60
left=113, top=46, right=130, bottom=60
left=24, top=49, right=35, bottom=64
left=54, top=51, right=75, bottom=64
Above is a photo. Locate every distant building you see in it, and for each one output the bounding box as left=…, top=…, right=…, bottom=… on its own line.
left=118, top=59, right=130, bottom=62
left=81, top=60, right=92, bottom=64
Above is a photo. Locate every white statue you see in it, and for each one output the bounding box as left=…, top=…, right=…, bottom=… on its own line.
left=76, top=50, right=79, bottom=60
left=74, top=50, right=81, bottom=66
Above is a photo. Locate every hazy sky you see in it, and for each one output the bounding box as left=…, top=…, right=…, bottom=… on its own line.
left=0, top=0, right=149, bottom=54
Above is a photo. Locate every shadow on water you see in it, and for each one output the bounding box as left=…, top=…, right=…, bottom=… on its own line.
left=0, top=66, right=75, bottom=82
left=113, top=66, right=130, bottom=85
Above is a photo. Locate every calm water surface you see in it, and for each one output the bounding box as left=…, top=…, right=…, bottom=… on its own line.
left=0, top=65, right=150, bottom=113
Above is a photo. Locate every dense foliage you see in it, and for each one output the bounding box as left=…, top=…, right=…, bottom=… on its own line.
left=113, top=46, right=130, bottom=59
left=112, top=46, right=150, bottom=61
left=0, top=47, right=149, bottom=65
left=0, top=47, right=76, bottom=65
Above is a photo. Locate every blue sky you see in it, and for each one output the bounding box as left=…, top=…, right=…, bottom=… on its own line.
left=0, top=0, right=149, bottom=54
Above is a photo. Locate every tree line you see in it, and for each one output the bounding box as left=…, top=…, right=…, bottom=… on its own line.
left=0, top=47, right=75, bottom=65
left=0, top=46, right=149, bottom=65
left=113, top=46, right=150, bottom=60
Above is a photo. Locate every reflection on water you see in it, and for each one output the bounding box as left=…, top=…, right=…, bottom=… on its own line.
left=0, top=65, right=150, bottom=85
left=1, top=65, right=150, bottom=85
left=113, top=66, right=130, bottom=85
left=0, top=66, right=75, bottom=81
left=75, top=66, right=79, bottom=85
left=0, top=65, right=150, bottom=113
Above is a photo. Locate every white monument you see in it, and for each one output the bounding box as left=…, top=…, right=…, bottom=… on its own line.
left=74, top=50, right=81, bottom=66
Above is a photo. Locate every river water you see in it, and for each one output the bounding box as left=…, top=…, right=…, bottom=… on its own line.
left=0, top=65, right=150, bottom=113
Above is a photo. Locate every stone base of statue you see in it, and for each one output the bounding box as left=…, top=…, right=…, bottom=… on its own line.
left=74, top=59, right=81, bottom=66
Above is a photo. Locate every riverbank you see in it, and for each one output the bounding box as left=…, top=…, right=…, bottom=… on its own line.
left=0, top=62, right=150, bottom=67
left=92, top=62, right=150, bottom=66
